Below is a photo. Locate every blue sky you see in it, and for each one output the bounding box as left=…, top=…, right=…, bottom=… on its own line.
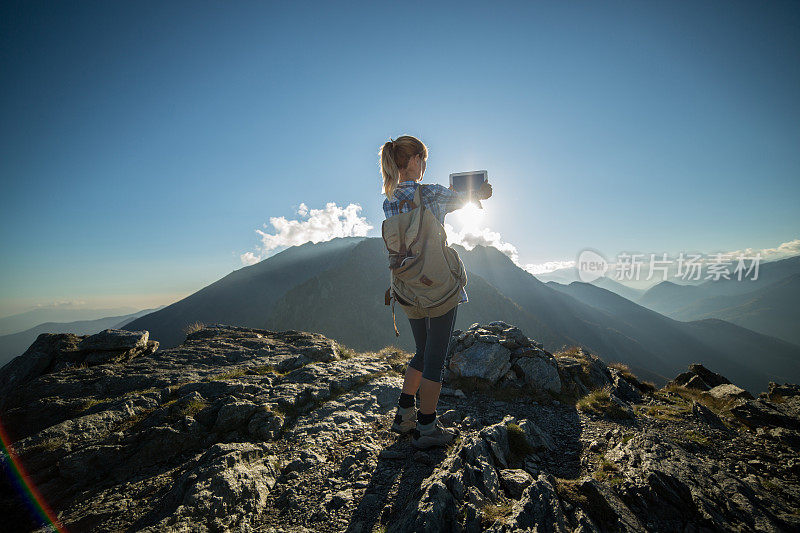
left=1, top=1, right=799, bottom=316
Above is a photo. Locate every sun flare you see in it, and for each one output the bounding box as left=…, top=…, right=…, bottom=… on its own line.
left=451, top=202, right=485, bottom=231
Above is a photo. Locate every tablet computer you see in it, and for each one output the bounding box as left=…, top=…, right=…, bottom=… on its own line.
left=449, top=170, right=488, bottom=193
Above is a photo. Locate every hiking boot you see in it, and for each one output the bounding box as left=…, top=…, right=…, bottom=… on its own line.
left=411, top=418, right=458, bottom=449
left=390, top=405, right=416, bottom=434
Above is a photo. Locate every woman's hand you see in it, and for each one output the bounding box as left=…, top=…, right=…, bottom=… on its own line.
left=478, top=182, right=492, bottom=200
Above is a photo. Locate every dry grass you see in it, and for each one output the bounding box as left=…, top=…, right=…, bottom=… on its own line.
left=638, top=403, right=690, bottom=422
left=80, top=397, right=106, bottom=411
left=593, top=454, right=623, bottom=484
left=664, top=384, right=739, bottom=417
left=481, top=500, right=514, bottom=526
left=682, top=430, right=710, bottom=445
left=377, top=346, right=413, bottom=374
left=184, top=321, right=205, bottom=336
left=180, top=398, right=207, bottom=417
left=337, top=343, right=358, bottom=359
left=555, top=478, right=589, bottom=507
left=576, top=387, right=633, bottom=419
left=554, top=346, right=583, bottom=359
left=609, top=362, right=635, bottom=380
left=206, top=368, right=247, bottom=381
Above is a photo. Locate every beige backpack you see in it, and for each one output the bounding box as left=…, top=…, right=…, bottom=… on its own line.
left=381, top=185, right=468, bottom=336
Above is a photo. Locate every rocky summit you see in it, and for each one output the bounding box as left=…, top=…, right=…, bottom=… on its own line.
left=1, top=323, right=799, bottom=532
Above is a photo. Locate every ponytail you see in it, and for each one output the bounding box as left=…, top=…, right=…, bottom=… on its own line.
left=379, top=135, right=428, bottom=200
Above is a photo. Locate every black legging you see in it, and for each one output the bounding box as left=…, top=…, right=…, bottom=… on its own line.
left=407, top=304, right=458, bottom=383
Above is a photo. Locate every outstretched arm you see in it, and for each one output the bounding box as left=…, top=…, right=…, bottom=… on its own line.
left=435, top=182, right=493, bottom=215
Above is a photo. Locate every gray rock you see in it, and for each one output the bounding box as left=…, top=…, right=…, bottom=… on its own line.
left=684, top=374, right=710, bottom=391
left=518, top=418, right=555, bottom=451
left=506, top=474, right=571, bottom=532
left=688, top=363, right=731, bottom=388
left=513, top=356, right=562, bottom=393
left=247, top=408, right=284, bottom=440
left=79, top=328, right=149, bottom=352
left=486, top=320, right=513, bottom=332
left=670, top=371, right=696, bottom=387
left=708, top=384, right=754, bottom=401
left=609, top=368, right=642, bottom=403
left=499, top=468, right=533, bottom=499
left=213, top=400, right=257, bottom=433
left=692, top=401, right=728, bottom=431
left=449, top=342, right=512, bottom=383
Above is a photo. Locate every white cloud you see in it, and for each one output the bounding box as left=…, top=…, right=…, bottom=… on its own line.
left=241, top=202, right=373, bottom=265
left=240, top=251, right=259, bottom=266
left=445, top=223, right=570, bottom=275
left=34, top=300, right=88, bottom=308
left=523, top=260, right=576, bottom=275
left=724, top=239, right=800, bottom=260
left=445, top=224, right=520, bottom=263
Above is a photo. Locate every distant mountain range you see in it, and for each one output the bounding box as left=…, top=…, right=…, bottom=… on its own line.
left=121, top=237, right=800, bottom=392
left=0, top=306, right=165, bottom=367
left=636, top=255, right=800, bottom=344
left=0, top=305, right=142, bottom=336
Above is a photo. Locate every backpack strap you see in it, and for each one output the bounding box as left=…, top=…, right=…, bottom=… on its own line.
left=405, top=186, right=426, bottom=253
left=396, top=185, right=425, bottom=256
left=385, top=284, right=400, bottom=337
left=397, top=199, right=416, bottom=212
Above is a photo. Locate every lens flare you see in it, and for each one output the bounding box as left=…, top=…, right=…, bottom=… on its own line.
left=0, top=419, right=68, bottom=532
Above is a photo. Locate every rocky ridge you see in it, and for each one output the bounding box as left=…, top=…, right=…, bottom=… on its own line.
left=0, top=323, right=798, bottom=532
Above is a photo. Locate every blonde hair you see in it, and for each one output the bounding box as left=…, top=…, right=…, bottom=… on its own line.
left=379, top=135, right=428, bottom=200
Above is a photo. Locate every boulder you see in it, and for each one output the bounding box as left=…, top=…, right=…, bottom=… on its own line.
left=78, top=329, right=149, bottom=352
left=513, top=356, right=562, bottom=394
left=499, top=468, right=533, bottom=499
left=708, top=384, right=754, bottom=401
left=448, top=342, right=512, bottom=383
left=688, top=363, right=731, bottom=388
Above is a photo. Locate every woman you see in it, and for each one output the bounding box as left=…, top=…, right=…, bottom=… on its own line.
left=380, top=135, right=492, bottom=449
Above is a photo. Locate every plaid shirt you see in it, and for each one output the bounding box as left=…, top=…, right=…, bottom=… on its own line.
left=383, top=180, right=471, bottom=304
left=383, top=180, right=474, bottom=225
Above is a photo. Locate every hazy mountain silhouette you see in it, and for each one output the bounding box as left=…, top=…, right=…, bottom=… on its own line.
left=669, top=273, right=800, bottom=344
left=533, top=268, right=645, bottom=301
left=0, top=306, right=141, bottom=336
left=638, top=255, right=800, bottom=343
